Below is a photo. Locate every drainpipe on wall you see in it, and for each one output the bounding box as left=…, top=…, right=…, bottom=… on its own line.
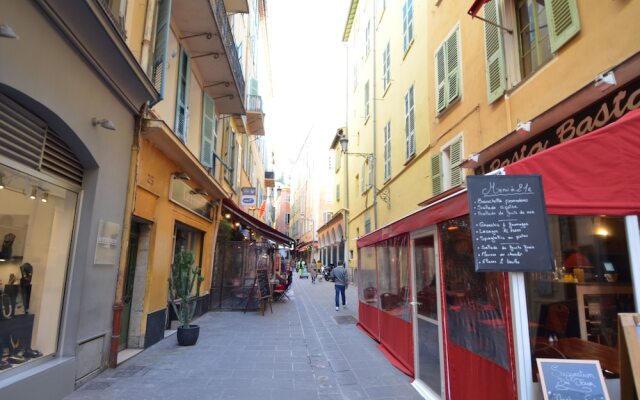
left=371, top=0, right=378, bottom=231
left=109, top=105, right=145, bottom=368
left=344, top=43, right=352, bottom=281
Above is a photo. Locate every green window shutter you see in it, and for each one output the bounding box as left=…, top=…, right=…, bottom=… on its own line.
left=151, top=0, right=172, bottom=99
left=174, top=46, right=191, bottom=141
left=546, top=0, right=581, bottom=53
left=435, top=45, right=446, bottom=113
left=446, top=29, right=460, bottom=104
left=431, top=153, right=442, bottom=195
left=484, top=1, right=506, bottom=104
left=449, top=138, right=463, bottom=187
left=201, top=94, right=215, bottom=168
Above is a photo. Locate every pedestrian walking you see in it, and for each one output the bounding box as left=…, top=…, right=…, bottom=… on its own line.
left=331, top=260, right=348, bottom=311
left=310, top=260, right=318, bottom=284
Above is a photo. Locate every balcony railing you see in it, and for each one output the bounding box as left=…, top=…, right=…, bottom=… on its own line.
left=247, top=95, right=263, bottom=113
left=211, top=0, right=245, bottom=101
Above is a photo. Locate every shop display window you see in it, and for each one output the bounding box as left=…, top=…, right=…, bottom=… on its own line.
left=440, top=217, right=510, bottom=369
left=526, top=215, right=636, bottom=381
left=358, top=246, right=378, bottom=307
left=0, top=164, right=77, bottom=373
left=376, top=235, right=410, bottom=321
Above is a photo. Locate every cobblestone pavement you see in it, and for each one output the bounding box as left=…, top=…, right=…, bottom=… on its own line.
left=66, top=275, right=421, bottom=400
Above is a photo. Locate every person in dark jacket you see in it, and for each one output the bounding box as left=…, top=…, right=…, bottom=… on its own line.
left=331, top=260, right=348, bottom=311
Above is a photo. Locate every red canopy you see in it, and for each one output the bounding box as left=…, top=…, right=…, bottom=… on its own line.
left=505, top=108, right=640, bottom=215
left=468, top=0, right=492, bottom=17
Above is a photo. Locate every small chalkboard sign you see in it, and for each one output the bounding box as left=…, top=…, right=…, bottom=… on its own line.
left=467, top=175, right=554, bottom=272
left=256, top=269, right=271, bottom=299
left=537, top=359, right=610, bottom=400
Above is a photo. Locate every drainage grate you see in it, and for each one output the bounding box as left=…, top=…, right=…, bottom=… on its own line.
left=334, top=316, right=357, bottom=325
left=82, top=381, right=113, bottom=391
left=113, top=365, right=148, bottom=377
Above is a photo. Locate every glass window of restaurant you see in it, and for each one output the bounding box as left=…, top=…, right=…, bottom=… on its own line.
left=440, top=216, right=511, bottom=369
left=0, top=163, right=77, bottom=373
left=376, top=235, right=410, bottom=321
left=526, top=215, right=636, bottom=381
left=358, top=245, right=378, bottom=307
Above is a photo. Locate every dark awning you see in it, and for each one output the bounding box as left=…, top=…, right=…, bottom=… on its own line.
left=223, top=198, right=293, bottom=245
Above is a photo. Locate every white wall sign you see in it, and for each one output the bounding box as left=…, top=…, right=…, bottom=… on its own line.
left=241, top=187, right=257, bottom=207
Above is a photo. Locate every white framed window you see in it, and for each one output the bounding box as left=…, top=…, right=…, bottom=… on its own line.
left=383, top=121, right=391, bottom=181
left=404, top=85, right=416, bottom=159
left=431, top=135, right=463, bottom=196
left=435, top=26, right=461, bottom=114
left=364, top=81, right=370, bottom=120
left=383, top=42, right=391, bottom=91
left=364, top=211, right=371, bottom=234
left=402, top=0, right=414, bottom=53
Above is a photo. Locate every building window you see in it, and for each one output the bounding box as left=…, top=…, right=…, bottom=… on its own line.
left=364, top=81, right=370, bottom=120
left=201, top=93, right=217, bottom=169
left=150, top=0, right=171, bottom=99
left=0, top=163, right=78, bottom=374
left=175, top=46, right=191, bottom=141
left=224, top=127, right=236, bottom=185
left=483, top=0, right=581, bottom=103
left=382, top=42, right=391, bottom=92
left=360, top=163, right=365, bottom=194
left=365, top=20, right=371, bottom=58
left=383, top=121, right=391, bottom=181
left=402, top=0, right=414, bottom=53
left=336, top=183, right=340, bottom=202
left=435, top=27, right=461, bottom=114
left=431, top=136, right=463, bottom=196
left=404, top=85, right=416, bottom=159
left=364, top=211, right=371, bottom=234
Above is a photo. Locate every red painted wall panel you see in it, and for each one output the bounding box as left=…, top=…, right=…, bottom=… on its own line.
left=358, top=301, right=380, bottom=340
left=379, top=311, right=414, bottom=375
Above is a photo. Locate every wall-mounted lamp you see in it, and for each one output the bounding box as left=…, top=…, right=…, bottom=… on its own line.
left=516, top=121, right=531, bottom=134
left=0, top=24, right=19, bottom=39
left=234, top=222, right=241, bottom=228
left=41, top=192, right=49, bottom=203
left=338, top=134, right=373, bottom=160
left=173, top=172, right=190, bottom=180
left=29, top=186, right=37, bottom=200
left=595, top=71, right=616, bottom=89
left=92, top=118, right=116, bottom=131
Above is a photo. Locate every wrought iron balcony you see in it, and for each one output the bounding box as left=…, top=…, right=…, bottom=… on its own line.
left=210, top=0, right=245, bottom=104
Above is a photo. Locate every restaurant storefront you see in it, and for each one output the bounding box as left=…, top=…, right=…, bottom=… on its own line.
left=357, top=79, right=640, bottom=398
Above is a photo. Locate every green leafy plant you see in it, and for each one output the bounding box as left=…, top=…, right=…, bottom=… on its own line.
left=168, top=251, right=204, bottom=328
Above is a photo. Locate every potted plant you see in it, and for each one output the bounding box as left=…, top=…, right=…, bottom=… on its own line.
left=168, top=251, right=204, bottom=346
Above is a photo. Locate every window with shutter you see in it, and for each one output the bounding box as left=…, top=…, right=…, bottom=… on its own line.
left=364, top=81, right=370, bottom=119
left=365, top=20, right=371, bottom=57
left=446, top=29, right=460, bottom=104
left=150, top=0, right=171, bottom=99
left=435, top=45, right=446, bottom=112
left=404, top=85, right=415, bottom=159
left=360, top=163, right=365, bottom=193
left=546, top=0, right=580, bottom=53
left=364, top=211, right=371, bottom=234
left=383, top=121, right=391, bottom=181
left=368, top=159, right=373, bottom=189
left=403, top=0, right=414, bottom=53
left=431, top=154, right=443, bottom=195
left=336, top=184, right=340, bottom=202
left=201, top=93, right=216, bottom=168
left=383, top=42, right=391, bottom=91
left=449, top=138, right=463, bottom=187
left=174, top=46, right=191, bottom=142
left=484, top=1, right=506, bottom=104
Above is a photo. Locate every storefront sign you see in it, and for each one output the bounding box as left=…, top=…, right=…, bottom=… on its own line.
left=537, top=359, right=609, bottom=400
left=467, top=175, right=553, bottom=272
left=240, top=187, right=256, bottom=207
left=480, top=78, right=640, bottom=173
left=94, top=220, right=121, bottom=265
left=170, top=178, right=214, bottom=221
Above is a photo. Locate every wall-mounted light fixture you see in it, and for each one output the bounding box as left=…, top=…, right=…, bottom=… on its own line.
left=595, top=71, right=616, bottom=89
left=29, top=186, right=37, bottom=200
left=0, top=24, right=19, bottom=39
left=41, top=192, right=49, bottom=203
left=339, top=134, right=373, bottom=160
left=224, top=213, right=232, bottom=219
left=516, top=121, right=531, bottom=134
left=92, top=118, right=116, bottom=131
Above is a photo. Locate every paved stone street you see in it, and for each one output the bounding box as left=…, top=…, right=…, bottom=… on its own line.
left=66, top=275, right=421, bottom=400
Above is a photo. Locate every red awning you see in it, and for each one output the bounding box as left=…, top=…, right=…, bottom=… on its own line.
left=223, top=199, right=293, bottom=244
left=468, top=0, right=491, bottom=17
left=504, top=109, right=640, bottom=215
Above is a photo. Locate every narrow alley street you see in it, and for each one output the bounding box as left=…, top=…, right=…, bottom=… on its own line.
left=65, top=276, right=421, bottom=400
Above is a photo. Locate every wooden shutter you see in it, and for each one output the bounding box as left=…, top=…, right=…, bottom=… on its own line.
left=151, top=0, right=171, bottom=99
left=446, top=29, right=460, bottom=104
left=174, top=47, right=191, bottom=141
left=384, top=122, right=391, bottom=180
left=201, top=94, right=215, bottom=168
left=484, top=1, right=506, bottom=104
left=435, top=45, right=446, bottom=112
left=431, top=153, right=442, bottom=195
left=449, top=138, right=463, bottom=187
left=546, top=0, right=581, bottom=53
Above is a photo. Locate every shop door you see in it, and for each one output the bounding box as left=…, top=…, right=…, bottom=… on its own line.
left=120, top=222, right=140, bottom=351
left=411, top=231, right=444, bottom=398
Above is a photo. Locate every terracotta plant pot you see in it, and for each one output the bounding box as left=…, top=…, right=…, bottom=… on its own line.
left=176, top=324, right=200, bottom=346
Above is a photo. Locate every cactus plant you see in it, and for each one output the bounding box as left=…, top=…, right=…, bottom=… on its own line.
left=168, top=251, right=204, bottom=329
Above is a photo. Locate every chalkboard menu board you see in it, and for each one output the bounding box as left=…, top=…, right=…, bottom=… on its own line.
left=256, top=269, right=271, bottom=299
left=467, top=175, right=554, bottom=272
left=537, top=359, right=609, bottom=400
